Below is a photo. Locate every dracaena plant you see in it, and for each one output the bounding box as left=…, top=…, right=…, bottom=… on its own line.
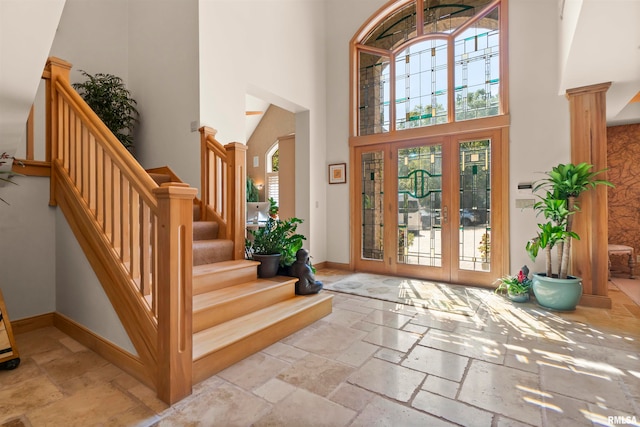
left=525, top=162, right=613, bottom=279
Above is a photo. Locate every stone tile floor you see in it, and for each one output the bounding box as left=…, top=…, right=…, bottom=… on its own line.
left=1, top=269, right=639, bottom=426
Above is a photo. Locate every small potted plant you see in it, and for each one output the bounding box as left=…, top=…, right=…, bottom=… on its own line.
left=525, top=162, right=613, bottom=311
left=247, top=217, right=306, bottom=278
left=494, top=268, right=532, bottom=303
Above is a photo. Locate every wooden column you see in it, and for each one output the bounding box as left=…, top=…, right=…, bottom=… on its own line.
left=225, top=142, right=247, bottom=260
left=154, top=182, right=197, bottom=404
left=278, top=134, right=296, bottom=220
left=566, top=82, right=612, bottom=308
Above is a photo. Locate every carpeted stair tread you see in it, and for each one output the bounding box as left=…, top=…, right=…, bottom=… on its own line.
left=193, top=239, right=234, bottom=265
left=193, top=221, right=219, bottom=241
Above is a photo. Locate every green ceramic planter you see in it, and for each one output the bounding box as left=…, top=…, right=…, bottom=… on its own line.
left=532, top=273, right=582, bottom=311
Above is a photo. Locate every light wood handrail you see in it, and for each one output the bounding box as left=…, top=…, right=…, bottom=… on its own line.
left=45, top=57, right=194, bottom=403
left=199, top=127, right=246, bottom=260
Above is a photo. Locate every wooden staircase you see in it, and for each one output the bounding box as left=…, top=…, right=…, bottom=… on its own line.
left=191, top=260, right=332, bottom=383
left=34, top=57, right=332, bottom=404
left=149, top=170, right=333, bottom=384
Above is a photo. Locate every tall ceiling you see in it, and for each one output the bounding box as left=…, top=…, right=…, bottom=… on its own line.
left=559, top=0, right=640, bottom=125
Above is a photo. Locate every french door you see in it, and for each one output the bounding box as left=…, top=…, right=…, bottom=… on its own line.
left=354, top=130, right=507, bottom=287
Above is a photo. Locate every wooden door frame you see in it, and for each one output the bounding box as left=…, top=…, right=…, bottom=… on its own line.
left=349, top=123, right=509, bottom=287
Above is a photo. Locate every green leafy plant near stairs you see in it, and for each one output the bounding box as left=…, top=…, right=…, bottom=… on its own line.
left=73, top=70, right=139, bottom=150
left=247, top=217, right=306, bottom=268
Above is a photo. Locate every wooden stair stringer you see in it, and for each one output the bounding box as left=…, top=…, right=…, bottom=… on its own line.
left=192, top=293, right=333, bottom=384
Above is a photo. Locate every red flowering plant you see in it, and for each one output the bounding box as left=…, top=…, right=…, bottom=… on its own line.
left=494, top=268, right=532, bottom=296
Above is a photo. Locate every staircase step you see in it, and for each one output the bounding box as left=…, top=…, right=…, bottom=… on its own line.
left=193, top=221, right=219, bottom=241
left=193, top=239, right=234, bottom=266
left=193, top=277, right=296, bottom=332
left=193, top=260, right=259, bottom=295
left=192, top=293, right=333, bottom=383
left=148, top=172, right=172, bottom=186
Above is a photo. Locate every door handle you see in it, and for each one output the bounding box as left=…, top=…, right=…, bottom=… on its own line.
left=442, top=206, right=448, bottom=224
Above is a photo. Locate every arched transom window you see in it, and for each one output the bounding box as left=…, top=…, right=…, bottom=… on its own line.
left=354, top=0, right=504, bottom=136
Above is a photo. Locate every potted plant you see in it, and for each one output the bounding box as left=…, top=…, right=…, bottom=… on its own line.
left=247, top=217, right=306, bottom=278
left=268, top=197, right=279, bottom=219
left=72, top=70, right=139, bottom=151
left=525, top=162, right=613, bottom=311
left=494, top=268, right=532, bottom=303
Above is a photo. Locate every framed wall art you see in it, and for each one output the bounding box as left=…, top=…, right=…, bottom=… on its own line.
left=328, top=163, right=346, bottom=184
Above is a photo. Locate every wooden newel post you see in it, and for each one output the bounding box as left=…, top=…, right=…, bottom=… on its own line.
left=45, top=57, right=72, bottom=207
left=198, top=126, right=217, bottom=218
left=225, top=142, right=247, bottom=260
left=153, top=182, right=197, bottom=404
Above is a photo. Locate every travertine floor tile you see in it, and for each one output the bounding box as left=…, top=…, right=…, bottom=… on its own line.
left=363, top=324, right=420, bottom=352
left=26, top=383, right=138, bottom=427
left=350, top=395, right=455, bottom=427
left=458, top=360, right=542, bottom=426
left=253, top=388, right=354, bottom=427
left=277, top=353, right=354, bottom=397
left=217, top=352, right=289, bottom=390
left=158, top=382, right=270, bottom=426
left=402, top=345, right=469, bottom=381
left=412, top=390, right=494, bottom=426
left=348, top=358, right=425, bottom=402
left=4, top=272, right=640, bottom=426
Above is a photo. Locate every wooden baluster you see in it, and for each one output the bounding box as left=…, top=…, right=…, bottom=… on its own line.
left=153, top=182, right=196, bottom=404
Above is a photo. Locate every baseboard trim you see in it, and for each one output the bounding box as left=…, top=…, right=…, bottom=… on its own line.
left=15, top=312, right=154, bottom=390
left=579, top=294, right=612, bottom=309
left=52, top=312, right=154, bottom=390
left=12, top=313, right=55, bottom=335
left=322, top=261, right=352, bottom=271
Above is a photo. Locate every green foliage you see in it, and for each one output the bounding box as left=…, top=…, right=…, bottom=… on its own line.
left=246, top=176, right=259, bottom=202
left=72, top=70, right=138, bottom=150
left=494, top=269, right=532, bottom=296
left=527, top=162, right=613, bottom=279
left=247, top=217, right=306, bottom=267
left=0, top=152, right=22, bottom=205
left=268, top=197, right=279, bottom=216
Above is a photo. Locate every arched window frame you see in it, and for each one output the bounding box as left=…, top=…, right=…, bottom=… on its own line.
left=350, top=0, right=508, bottom=139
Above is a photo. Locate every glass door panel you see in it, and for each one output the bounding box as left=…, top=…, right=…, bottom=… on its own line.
left=397, top=145, right=443, bottom=267
left=361, top=151, right=385, bottom=261
left=458, top=139, right=491, bottom=272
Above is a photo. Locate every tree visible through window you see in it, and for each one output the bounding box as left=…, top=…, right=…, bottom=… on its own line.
left=355, top=0, right=503, bottom=136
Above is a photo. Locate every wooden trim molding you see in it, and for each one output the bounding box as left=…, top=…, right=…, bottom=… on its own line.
left=12, top=312, right=153, bottom=389
left=11, top=313, right=55, bottom=335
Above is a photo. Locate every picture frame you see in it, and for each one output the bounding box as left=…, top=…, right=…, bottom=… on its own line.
left=328, top=163, right=347, bottom=184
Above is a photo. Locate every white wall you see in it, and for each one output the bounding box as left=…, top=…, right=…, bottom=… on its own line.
left=0, top=177, right=56, bottom=319
left=0, top=0, right=66, bottom=150
left=508, top=0, right=571, bottom=274
left=44, top=0, right=132, bottom=348
left=325, top=0, right=387, bottom=264
left=55, top=214, right=135, bottom=354
left=199, top=0, right=328, bottom=260
left=128, top=0, right=201, bottom=189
